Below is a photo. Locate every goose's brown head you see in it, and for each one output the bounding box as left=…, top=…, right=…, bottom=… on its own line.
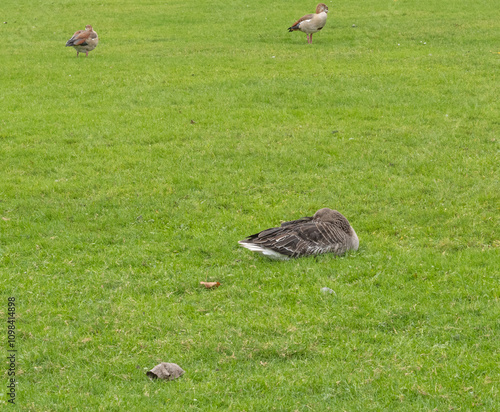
left=316, top=3, right=329, bottom=14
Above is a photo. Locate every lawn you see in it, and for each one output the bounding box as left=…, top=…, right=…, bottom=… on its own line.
left=1, top=0, right=499, bottom=410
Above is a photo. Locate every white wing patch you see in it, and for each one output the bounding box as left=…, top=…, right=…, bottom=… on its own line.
left=238, top=241, right=290, bottom=260
left=299, top=19, right=312, bottom=28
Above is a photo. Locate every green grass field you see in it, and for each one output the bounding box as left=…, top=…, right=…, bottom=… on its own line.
left=1, top=0, right=499, bottom=410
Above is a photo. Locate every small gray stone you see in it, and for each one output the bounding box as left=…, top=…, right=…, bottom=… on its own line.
left=146, top=362, right=185, bottom=381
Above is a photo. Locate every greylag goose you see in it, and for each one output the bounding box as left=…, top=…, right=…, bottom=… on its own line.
left=66, top=25, right=98, bottom=57
left=288, top=3, right=328, bottom=44
left=239, top=208, right=359, bottom=260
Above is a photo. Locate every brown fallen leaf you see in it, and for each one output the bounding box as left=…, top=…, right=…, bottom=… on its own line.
left=200, top=281, right=220, bottom=289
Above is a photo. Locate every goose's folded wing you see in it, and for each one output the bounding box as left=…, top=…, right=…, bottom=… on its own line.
left=258, top=230, right=304, bottom=257
left=289, top=13, right=314, bottom=30
left=310, top=221, right=348, bottom=247
left=66, top=30, right=94, bottom=46
left=239, top=225, right=301, bottom=256
left=292, top=14, right=314, bottom=26
left=243, top=216, right=312, bottom=240
left=242, top=226, right=281, bottom=241
left=280, top=216, right=313, bottom=228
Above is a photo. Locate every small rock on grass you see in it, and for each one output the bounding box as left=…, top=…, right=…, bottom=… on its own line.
left=146, top=363, right=185, bottom=381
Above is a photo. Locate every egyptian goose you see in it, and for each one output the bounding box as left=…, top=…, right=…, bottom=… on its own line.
left=288, top=3, right=328, bottom=44
left=65, top=25, right=98, bottom=57
left=239, top=208, right=359, bottom=260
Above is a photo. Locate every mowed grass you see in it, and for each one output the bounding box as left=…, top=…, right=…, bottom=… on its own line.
left=1, top=0, right=499, bottom=410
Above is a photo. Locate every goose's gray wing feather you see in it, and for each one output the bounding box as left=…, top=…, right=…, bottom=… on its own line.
left=242, top=219, right=319, bottom=257
left=309, top=221, right=349, bottom=254
left=241, top=228, right=299, bottom=257
left=280, top=216, right=313, bottom=227
left=243, top=216, right=312, bottom=240
left=257, top=228, right=307, bottom=257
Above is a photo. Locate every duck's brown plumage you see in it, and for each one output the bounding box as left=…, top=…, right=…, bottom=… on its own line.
left=239, top=208, right=359, bottom=260
left=66, top=25, right=98, bottom=57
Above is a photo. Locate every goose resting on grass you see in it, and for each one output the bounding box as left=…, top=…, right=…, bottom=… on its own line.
left=66, top=25, right=98, bottom=57
left=288, top=3, right=329, bottom=44
left=239, top=208, right=359, bottom=260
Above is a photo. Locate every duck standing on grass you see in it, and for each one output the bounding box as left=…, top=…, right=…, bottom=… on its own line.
left=239, top=208, right=359, bottom=260
left=288, top=3, right=329, bottom=44
left=66, top=25, right=98, bottom=57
